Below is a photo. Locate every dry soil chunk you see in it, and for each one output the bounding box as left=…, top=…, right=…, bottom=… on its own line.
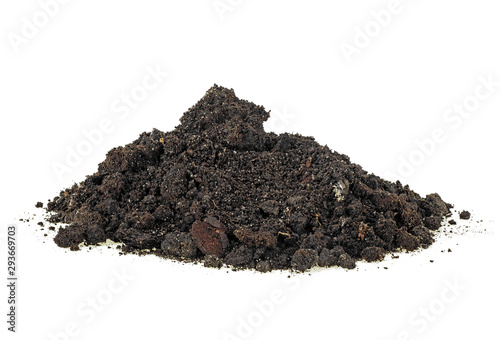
left=361, top=247, right=384, bottom=262
left=54, top=224, right=85, bottom=248
left=291, top=249, right=318, bottom=271
left=161, top=232, right=197, bottom=258
left=338, top=253, right=356, bottom=269
left=459, top=210, right=471, bottom=220
left=424, top=216, right=442, bottom=231
left=318, top=248, right=339, bottom=267
left=225, top=245, right=253, bottom=266
left=394, top=229, right=419, bottom=251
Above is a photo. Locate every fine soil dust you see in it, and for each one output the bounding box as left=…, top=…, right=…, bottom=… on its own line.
left=45, top=85, right=453, bottom=272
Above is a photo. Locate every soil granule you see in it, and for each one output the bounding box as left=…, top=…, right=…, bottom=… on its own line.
left=459, top=210, right=471, bottom=220
left=45, top=85, right=453, bottom=272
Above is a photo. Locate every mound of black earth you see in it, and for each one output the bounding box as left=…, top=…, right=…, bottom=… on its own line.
left=46, top=85, right=452, bottom=272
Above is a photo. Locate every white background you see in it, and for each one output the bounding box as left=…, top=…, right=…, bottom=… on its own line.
left=1, top=1, right=499, bottom=339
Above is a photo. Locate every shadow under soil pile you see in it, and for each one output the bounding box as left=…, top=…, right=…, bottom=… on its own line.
left=46, top=85, right=452, bottom=272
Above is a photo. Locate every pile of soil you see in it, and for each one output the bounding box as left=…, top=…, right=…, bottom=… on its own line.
left=46, top=85, right=452, bottom=272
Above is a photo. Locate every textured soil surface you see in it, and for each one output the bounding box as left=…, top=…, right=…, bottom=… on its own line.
left=46, top=85, right=453, bottom=272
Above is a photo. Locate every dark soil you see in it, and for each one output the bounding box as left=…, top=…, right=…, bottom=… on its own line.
left=459, top=210, right=471, bottom=220
left=45, top=85, right=452, bottom=272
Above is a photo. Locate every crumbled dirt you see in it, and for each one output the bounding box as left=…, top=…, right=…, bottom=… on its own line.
left=45, top=85, right=453, bottom=272
left=361, top=247, right=384, bottom=262
left=459, top=210, right=471, bottom=220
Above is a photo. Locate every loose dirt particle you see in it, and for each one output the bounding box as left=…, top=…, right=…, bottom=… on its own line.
left=459, top=210, right=471, bottom=220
